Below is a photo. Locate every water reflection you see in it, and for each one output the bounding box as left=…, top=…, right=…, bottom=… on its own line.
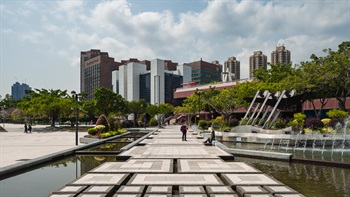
left=0, top=155, right=119, bottom=197
left=234, top=157, right=350, bottom=197
left=222, top=141, right=350, bottom=163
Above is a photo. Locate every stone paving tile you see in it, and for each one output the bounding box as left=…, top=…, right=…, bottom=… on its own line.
left=49, top=194, right=75, bottom=197
left=208, top=194, right=238, bottom=197
left=116, top=186, right=145, bottom=194
left=52, top=185, right=87, bottom=194
left=71, top=173, right=128, bottom=185
left=119, top=146, right=231, bottom=159
left=91, top=159, right=172, bottom=173
left=179, top=186, right=206, bottom=194
left=221, top=174, right=282, bottom=187
left=112, top=194, right=141, bottom=197
left=77, top=194, right=106, bottom=197
left=82, top=185, right=115, bottom=194
left=143, top=194, right=172, bottom=197
left=206, top=186, right=235, bottom=194
left=146, top=186, right=172, bottom=193
left=236, top=186, right=269, bottom=196
left=128, top=174, right=223, bottom=185
left=244, top=194, right=273, bottom=197
left=263, top=186, right=299, bottom=195
left=274, top=194, right=306, bottom=197
left=141, top=138, right=203, bottom=145
left=179, top=194, right=208, bottom=197
left=178, top=159, right=260, bottom=173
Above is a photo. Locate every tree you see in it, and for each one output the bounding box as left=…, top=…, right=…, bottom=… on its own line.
left=127, top=99, right=148, bottom=127
left=94, top=88, right=126, bottom=116
left=0, top=94, right=19, bottom=121
left=322, top=41, right=350, bottom=111
left=203, top=86, right=246, bottom=122
left=18, top=89, right=73, bottom=127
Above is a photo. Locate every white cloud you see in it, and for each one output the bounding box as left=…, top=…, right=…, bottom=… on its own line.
left=20, top=32, right=44, bottom=43
left=1, top=0, right=349, bottom=95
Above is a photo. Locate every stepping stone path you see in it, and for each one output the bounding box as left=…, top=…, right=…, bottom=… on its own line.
left=50, top=126, right=305, bottom=197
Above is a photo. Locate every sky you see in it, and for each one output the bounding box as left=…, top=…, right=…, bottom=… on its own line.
left=1, top=0, right=349, bottom=98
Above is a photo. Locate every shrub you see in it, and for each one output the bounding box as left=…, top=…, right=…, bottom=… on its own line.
left=293, top=113, right=306, bottom=127
left=96, top=114, right=110, bottom=133
left=120, top=120, right=132, bottom=128
left=95, top=125, right=106, bottom=134
left=228, top=117, right=239, bottom=127
left=212, top=116, right=226, bottom=130
left=329, top=118, right=343, bottom=129
left=274, top=119, right=287, bottom=129
left=321, top=118, right=331, bottom=127
left=149, top=118, right=158, bottom=126
left=304, top=117, right=324, bottom=130
left=87, top=128, right=97, bottom=135
left=198, top=120, right=208, bottom=129
left=326, top=109, right=348, bottom=120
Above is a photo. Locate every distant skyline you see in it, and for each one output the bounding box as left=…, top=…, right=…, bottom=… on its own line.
left=1, top=0, right=349, bottom=97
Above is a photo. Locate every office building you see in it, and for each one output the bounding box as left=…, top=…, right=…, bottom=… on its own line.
left=117, top=58, right=189, bottom=105
left=271, top=45, right=291, bottom=65
left=80, top=49, right=121, bottom=99
left=11, top=82, right=31, bottom=100
left=186, top=59, right=222, bottom=85
left=222, top=57, right=240, bottom=82
left=249, top=51, right=267, bottom=79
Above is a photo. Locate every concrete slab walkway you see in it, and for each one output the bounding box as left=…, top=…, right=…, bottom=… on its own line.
left=0, top=124, right=85, bottom=168
left=47, top=125, right=305, bottom=197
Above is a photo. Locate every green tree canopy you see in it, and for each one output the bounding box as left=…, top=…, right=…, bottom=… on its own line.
left=94, top=87, right=126, bottom=116
left=18, top=89, right=73, bottom=126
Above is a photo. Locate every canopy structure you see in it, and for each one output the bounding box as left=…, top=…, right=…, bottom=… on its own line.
left=241, top=90, right=308, bottom=129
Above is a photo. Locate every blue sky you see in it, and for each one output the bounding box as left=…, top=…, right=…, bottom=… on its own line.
left=1, top=0, right=349, bottom=97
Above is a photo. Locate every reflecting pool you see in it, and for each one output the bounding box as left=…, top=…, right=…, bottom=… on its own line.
left=0, top=155, right=120, bottom=197
left=234, top=156, right=350, bottom=197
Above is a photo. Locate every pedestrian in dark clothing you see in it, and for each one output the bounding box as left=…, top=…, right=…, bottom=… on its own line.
left=180, top=125, right=188, bottom=141
left=28, top=124, right=32, bottom=133
left=24, top=123, right=28, bottom=134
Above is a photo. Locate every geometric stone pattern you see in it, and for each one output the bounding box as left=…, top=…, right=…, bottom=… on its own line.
left=179, top=186, right=206, bottom=194
left=222, top=174, right=282, bottom=187
left=82, top=185, right=115, bottom=194
left=146, top=186, right=172, bottom=194
left=263, top=186, right=298, bottom=195
left=52, top=185, right=87, bottom=194
left=91, top=159, right=172, bottom=173
left=178, top=159, right=260, bottom=173
left=51, top=127, right=305, bottom=197
left=119, top=145, right=232, bottom=159
left=236, top=186, right=269, bottom=196
left=128, top=174, right=223, bottom=185
left=71, top=173, right=128, bottom=185
left=117, top=186, right=145, bottom=194
left=244, top=195, right=273, bottom=197
left=206, top=186, right=235, bottom=194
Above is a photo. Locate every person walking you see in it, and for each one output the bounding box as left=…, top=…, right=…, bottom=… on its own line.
left=24, top=123, right=28, bottom=134
left=180, top=124, right=188, bottom=141
left=28, top=124, right=32, bottom=133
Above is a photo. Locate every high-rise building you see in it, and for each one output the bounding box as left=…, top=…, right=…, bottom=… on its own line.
left=11, top=82, right=31, bottom=100
left=186, top=59, right=222, bottom=84
left=80, top=49, right=121, bottom=100
left=117, top=58, right=188, bottom=105
left=222, top=57, right=240, bottom=82
left=271, top=45, right=291, bottom=65
left=249, top=51, right=267, bottom=79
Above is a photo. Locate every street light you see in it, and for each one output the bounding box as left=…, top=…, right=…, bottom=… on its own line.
left=71, top=90, right=80, bottom=146
left=195, top=88, right=202, bottom=125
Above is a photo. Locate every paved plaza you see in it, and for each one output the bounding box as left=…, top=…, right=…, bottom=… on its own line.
left=48, top=125, right=305, bottom=197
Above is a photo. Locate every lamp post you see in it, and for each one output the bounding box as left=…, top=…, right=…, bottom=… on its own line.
left=71, top=91, right=80, bottom=146
left=195, top=88, right=202, bottom=125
